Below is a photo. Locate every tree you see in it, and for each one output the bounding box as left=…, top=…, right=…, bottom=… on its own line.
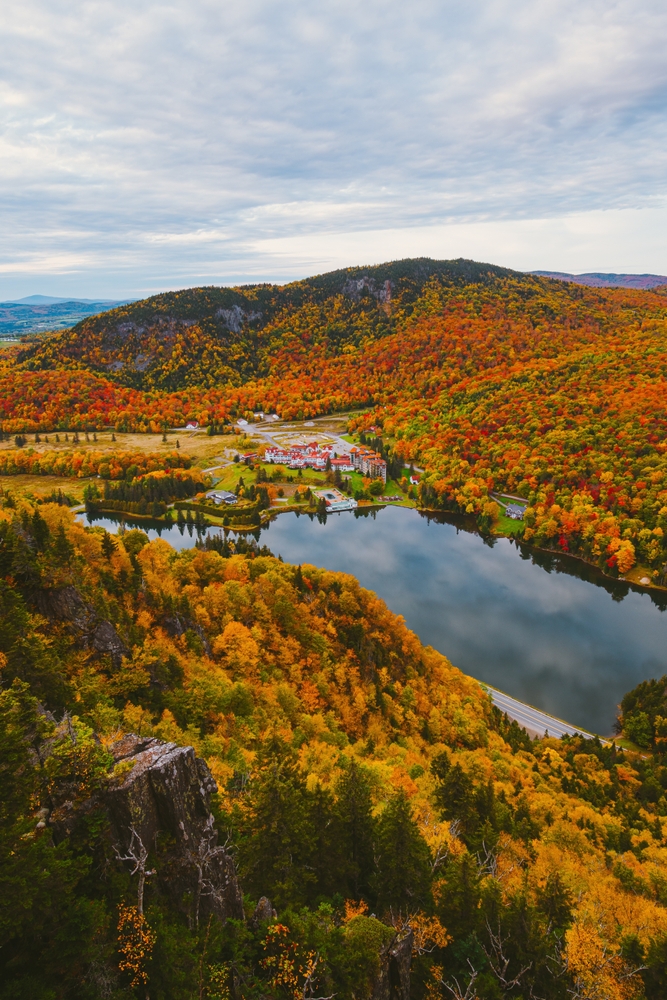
left=336, top=761, right=376, bottom=902
left=52, top=522, right=74, bottom=566
left=372, top=790, right=432, bottom=915
left=239, top=740, right=315, bottom=908
left=0, top=684, right=101, bottom=995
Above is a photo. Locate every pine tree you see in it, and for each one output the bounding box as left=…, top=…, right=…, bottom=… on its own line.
left=336, top=761, right=376, bottom=902
left=52, top=523, right=74, bottom=567
left=239, top=741, right=315, bottom=908
left=372, top=790, right=432, bottom=915
left=306, top=784, right=345, bottom=902
left=101, top=531, right=116, bottom=560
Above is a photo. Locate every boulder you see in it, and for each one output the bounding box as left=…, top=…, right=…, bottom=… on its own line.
left=251, top=896, right=277, bottom=928
left=107, top=735, right=244, bottom=924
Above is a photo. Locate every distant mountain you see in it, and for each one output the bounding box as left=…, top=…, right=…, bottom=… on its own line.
left=3, top=294, right=121, bottom=306
left=531, top=270, right=667, bottom=289
left=0, top=297, right=132, bottom=338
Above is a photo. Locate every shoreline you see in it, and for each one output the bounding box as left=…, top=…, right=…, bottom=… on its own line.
left=417, top=504, right=665, bottom=596
left=81, top=493, right=665, bottom=597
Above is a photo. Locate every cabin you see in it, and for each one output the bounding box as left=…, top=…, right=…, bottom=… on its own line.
left=185, top=421, right=199, bottom=430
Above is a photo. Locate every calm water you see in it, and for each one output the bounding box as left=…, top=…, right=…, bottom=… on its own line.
left=80, top=506, right=667, bottom=735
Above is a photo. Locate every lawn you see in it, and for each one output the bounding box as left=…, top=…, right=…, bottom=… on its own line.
left=494, top=510, right=526, bottom=536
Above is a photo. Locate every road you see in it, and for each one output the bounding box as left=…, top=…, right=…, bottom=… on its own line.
left=486, top=686, right=607, bottom=742
left=242, top=418, right=355, bottom=456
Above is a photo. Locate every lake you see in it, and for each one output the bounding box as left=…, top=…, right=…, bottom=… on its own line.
left=80, top=506, right=667, bottom=736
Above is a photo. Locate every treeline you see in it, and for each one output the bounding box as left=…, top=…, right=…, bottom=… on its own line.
left=102, top=470, right=203, bottom=503
left=84, top=470, right=206, bottom=517
left=0, top=447, right=191, bottom=480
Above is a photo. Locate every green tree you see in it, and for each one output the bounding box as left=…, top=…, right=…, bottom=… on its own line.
left=372, top=790, right=432, bottom=915
left=238, top=740, right=315, bottom=908
left=0, top=683, right=101, bottom=997
left=336, top=761, right=376, bottom=902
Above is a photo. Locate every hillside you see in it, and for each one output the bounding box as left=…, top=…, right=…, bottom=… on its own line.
left=3, top=257, right=667, bottom=581
left=3, top=500, right=667, bottom=998
left=532, top=271, right=667, bottom=289
left=15, top=258, right=513, bottom=391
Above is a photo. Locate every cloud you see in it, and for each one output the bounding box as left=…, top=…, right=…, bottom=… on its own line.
left=1, top=0, right=667, bottom=294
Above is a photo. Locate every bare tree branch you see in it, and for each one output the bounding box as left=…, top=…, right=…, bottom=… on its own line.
left=113, top=825, right=155, bottom=915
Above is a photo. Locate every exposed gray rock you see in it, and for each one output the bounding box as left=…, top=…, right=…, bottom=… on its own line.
left=342, top=276, right=392, bottom=305
left=34, top=585, right=128, bottom=666
left=215, top=304, right=262, bottom=333
left=161, top=612, right=212, bottom=656
left=371, top=929, right=413, bottom=1000
left=107, top=735, right=244, bottom=925
left=251, top=896, right=276, bottom=928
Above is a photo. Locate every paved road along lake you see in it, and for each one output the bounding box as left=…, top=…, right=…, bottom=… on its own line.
left=81, top=505, right=667, bottom=736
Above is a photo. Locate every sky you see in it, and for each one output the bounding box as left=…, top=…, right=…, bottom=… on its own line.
left=1, top=0, right=667, bottom=299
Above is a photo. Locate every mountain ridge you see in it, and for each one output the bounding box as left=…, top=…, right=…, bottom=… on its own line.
left=11, top=257, right=574, bottom=391
left=531, top=269, right=667, bottom=288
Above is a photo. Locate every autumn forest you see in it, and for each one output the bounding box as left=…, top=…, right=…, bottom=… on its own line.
left=3, top=259, right=667, bottom=1000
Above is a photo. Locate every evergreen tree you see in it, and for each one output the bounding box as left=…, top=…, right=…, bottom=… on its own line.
left=306, top=784, right=345, bottom=902
left=52, top=523, right=74, bottom=566
left=372, top=790, right=432, bottom=915
left=336, top=761, right=376, bottom=902
left=101, top=532, right=116, bottom=560
left=30, top=510, right=50, bottom=551
left=0, top=684, right=100, bottom=996
left=239, top=740, right=315, bottom=908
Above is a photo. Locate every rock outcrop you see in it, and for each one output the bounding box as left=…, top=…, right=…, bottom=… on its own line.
left=251, top=895, right=277, bottom=928
left=161, top=611, right=212, bottom=656
left=342, top=275, right=392, bottom=305
left=215, top=304, right=262, bottom=333
left=372, top=929, right=413, bottom=1000
left=107, top=735, right=244, bottom=924
left=34, top=585, right=128, bottom=666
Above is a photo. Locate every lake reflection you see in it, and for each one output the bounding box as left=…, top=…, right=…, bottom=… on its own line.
left=80, top=506, right=667, bottom=735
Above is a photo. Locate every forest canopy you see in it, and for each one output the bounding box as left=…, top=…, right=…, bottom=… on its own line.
left=2, top=500, right=667, bottom=998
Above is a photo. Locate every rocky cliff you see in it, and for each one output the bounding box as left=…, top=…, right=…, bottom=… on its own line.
left=106, top=734, right=244, bottom=925
left=373, top=929, right=413, bottom=1000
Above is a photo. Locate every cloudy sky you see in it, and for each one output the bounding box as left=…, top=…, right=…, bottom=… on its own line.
left=1, top=0, right=667, bottom=297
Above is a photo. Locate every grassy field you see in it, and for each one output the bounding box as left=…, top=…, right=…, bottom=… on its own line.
left=494, top=510, right=526, bottom=536
left=0, top=429, right=251, bottom=465
left=0, top=474, right=89, bottom=502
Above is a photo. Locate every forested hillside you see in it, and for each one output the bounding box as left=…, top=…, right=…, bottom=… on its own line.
left=3, top=499, right=667, bottom=998
left=3, top=257, right=667, bottom=578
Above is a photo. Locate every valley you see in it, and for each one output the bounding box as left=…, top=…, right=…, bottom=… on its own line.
left=3, top=259, right=667, bottom=999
